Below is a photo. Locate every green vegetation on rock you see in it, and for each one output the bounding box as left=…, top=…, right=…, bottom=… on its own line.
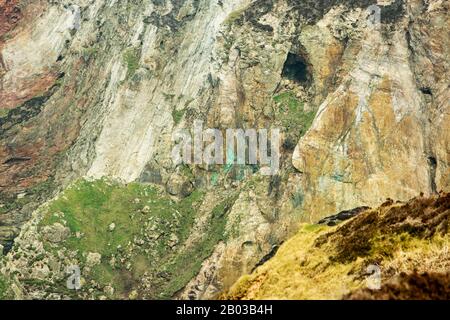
left=0, top=273, right=13, bottom=300
left=24, top=178, right=241, bottom=300
left=36, top=179, right=208, bottom=298
left=122, top=48, right=141, bottom=79
left=224, top=5, right=251, bottom=26
left=154, top=192, right=239, bottom=299
left=0, top=108, right=9, bottom=118
left=172, top=109, right=185, bottom=125
left=273, top=91, right=316, bottom=142
left=81, top=47, right=99, bottom=62
left=0, top=178, right=56, bottom=215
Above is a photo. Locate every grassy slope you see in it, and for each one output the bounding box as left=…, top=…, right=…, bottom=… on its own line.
left=225, top=224, right=364, bottom=299
left=30, top=179, right=237, bottom=299
left=225, top=193, right=450, bottom=300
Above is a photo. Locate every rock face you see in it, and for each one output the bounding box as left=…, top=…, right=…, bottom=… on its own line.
left=292, top=0, right=450, bottom=221
left=318, top=206, right=371, bottom=226
left=0, top=0, right=22, bottom=38
left=0, top=0, right=449, bottom=300
left=41, top=223, right=70, bottom=243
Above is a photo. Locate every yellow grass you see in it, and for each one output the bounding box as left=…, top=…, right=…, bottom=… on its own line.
left=226, top=225, right=450, bottom=300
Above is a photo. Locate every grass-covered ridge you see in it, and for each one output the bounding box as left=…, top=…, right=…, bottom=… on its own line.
left=11, top=178, right=233, bottom=299
left=225, top=193, right=450, bottom=300
left=225, top=224, right=363, bottom=299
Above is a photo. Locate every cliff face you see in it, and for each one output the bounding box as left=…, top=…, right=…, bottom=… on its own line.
left=293, top=0, right=450, bottom=221
left=0, top=0, right=448, bottom=299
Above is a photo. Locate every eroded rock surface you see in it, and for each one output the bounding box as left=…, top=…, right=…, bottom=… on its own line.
left=0, top=0, right=448, bottom=299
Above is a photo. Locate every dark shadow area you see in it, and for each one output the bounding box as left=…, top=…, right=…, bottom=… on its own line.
left=428, top=156, right=437, bottom=193
left=420, top=87, right=433, bottom=96
left=282, top=53, right=312, bottom=85
left=285, top=0, right=405, bottom=25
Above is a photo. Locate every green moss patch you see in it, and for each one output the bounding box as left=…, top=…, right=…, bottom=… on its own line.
left=273, top=91, right=316, bottom=142
left=37, top=179, right=208, bottom=299
left=172, top=109, right=185, bottom=125
left=154, top=192, right=239, bottom=299
left=33, top=179, right=240, bottom=299
left=0, top=109, right=9, bottom=118
left=0, top=273, right=13, bottom=300
left=122, top=48, right=141, bottom=79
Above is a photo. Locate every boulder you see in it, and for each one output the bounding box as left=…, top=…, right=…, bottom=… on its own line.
left=41, top=223, right=70, bottom=243
left=86, top=252, right=102, bottom=267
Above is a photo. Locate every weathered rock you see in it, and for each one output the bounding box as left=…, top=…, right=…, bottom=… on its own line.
left=86, top=252, right=102, bottom=268
left=31, top=262, right=50, bottom=280
left=168, top=233, right=179, bottom=248
left=318, top=206, right=371, bottom=226
left=292, top=0, right=450, bottom=221
left=104, top=285, right=115, bottom=297
left=166, top=173, right=193, bottom=197
left=0, top=0, right=448, bottom=301
left=41, top=223, right=70, bottom=243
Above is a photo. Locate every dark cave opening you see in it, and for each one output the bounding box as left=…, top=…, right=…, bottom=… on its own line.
left=420, top=87, right=433, bottom=96
left=281, top=52, right=311, bottom=84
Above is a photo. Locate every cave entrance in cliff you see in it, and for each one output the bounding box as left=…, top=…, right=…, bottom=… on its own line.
left=282, top=53, right=311, bottom=85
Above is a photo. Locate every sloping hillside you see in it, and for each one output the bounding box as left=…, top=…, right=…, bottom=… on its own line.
left=225, top=192, right=449, bottom=300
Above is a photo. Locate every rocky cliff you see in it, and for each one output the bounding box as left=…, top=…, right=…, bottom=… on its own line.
left=0, top=0, right=448, bottom=299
